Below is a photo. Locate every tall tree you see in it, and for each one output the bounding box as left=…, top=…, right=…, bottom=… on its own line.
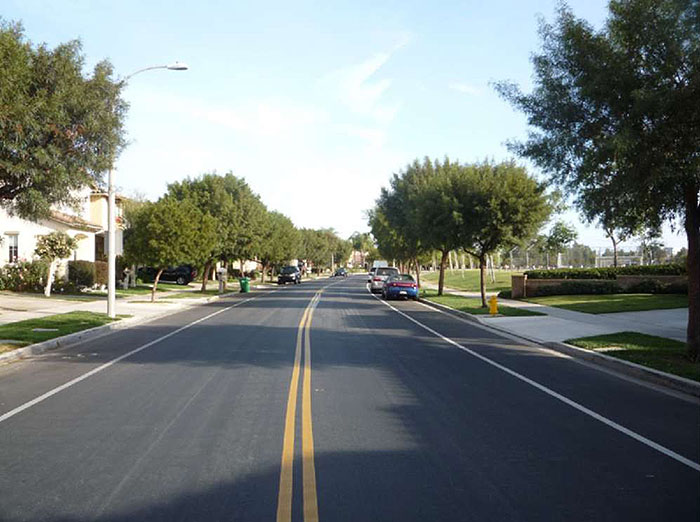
left=455, top=162, right=551, bottom=307
left=544, top=221, right=578, bottom=267
left=123, top=199, right=216, bottom=301
left=496, top=0, right=700, bottom=359
left=258, top=211, right=300, bottom=283
left=0, top=21, right=127, bottom=220
left=167, top=173, right=241, bottom=292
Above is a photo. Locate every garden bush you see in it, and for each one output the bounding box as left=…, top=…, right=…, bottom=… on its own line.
left=95, top=260, right=108, bottom=286
left=525, top=264, right=686, bottom=280
left=529, top=280, right=622, bottom=297
left=498, top=290, right=512, bottom=299
left=0, top=260, right=49, bottom=292
left=68, top=260, right=95, bottom=288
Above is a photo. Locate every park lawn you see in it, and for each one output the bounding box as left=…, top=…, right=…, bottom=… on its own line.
left=525, top=293, right=688, bottom=314
left=422, top=290, right=544, bottom=317
left=0, top=311, right=126, bottom=350
left=567, top=332, right=699, bottom=382
left=421, top=269, right=519, bottom=293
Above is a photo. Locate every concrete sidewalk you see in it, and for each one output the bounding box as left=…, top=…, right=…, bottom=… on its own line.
left=0, top=284, right=245, bottom=326
left=421, top=283, right=687, bottom=343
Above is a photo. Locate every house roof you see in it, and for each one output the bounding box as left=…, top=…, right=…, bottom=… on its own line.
left=49, top=210, right=102, bottom=232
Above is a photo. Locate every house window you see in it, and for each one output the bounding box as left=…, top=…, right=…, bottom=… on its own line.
left=7, top=234, right=18, bottom=263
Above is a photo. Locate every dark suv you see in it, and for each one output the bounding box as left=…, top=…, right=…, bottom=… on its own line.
left=278, top=266, right=301, bottom=285
left=137, top=265, right=197, bottom=285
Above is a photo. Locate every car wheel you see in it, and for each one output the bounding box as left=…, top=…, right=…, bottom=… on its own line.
left=176, top=276, right=186, bottom=285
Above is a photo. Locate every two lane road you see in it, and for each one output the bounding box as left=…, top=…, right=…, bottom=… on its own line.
left=1, top=276, right=698, bottom=521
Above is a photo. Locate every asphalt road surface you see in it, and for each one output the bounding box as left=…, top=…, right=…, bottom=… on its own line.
left=1, top=276, right=698, bottom=521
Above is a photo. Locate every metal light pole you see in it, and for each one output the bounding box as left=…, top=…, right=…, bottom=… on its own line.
left=107, top=62, right=188, bottom=319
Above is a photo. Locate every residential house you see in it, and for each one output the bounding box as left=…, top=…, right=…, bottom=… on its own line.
left=1, top=187, right=124, bottom=275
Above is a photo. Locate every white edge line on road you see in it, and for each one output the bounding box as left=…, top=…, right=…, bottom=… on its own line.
left=0, top=293, right=269, bottom=425
left=367, top=286, right=700, bottom=473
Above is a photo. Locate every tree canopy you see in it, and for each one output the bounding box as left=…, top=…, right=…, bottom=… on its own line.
left=495, top=0, right=700, bottom=358
left=0, top=20, right=127, bottom=220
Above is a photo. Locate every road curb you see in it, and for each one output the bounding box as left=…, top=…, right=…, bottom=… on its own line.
left=0, top=290, right=241, bottom=365
left=419, top=297, right=700, bottom=399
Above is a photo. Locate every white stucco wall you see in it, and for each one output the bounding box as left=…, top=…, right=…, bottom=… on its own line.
left=1, top=208, right=97, bottom=266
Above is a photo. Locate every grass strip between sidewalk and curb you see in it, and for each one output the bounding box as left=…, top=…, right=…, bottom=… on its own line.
left=566, top=332, right=699, bottom=382
left=422, top=290, right=544, bottom=317
left=0, top=311, right=128, bottom=354
left=524, top=293, right=688, bottom=314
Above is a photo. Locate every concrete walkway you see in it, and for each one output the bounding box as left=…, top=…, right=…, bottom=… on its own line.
left=421, top=283, right=688, bottom=343
left=0, top=283, right=244, bottom=327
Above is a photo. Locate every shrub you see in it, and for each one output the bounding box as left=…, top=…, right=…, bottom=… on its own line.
left=245, top=270, right=258, bottom=280
left=498, top=290, right=512, bottom=299
left=95, top=260, right=108, bottom=286
left=657, top=282, right=688, bottom=295
left=529, top=280, right=622, bottom=297
left=68, top=260, right=96, bottom=288
left=525, top=264, right=686, bottom=280
left=626, top=279, right=665, bottom=294
left=0, top=260, right=49, bottom=292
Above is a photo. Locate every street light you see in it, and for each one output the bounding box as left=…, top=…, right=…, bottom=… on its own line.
left=107, top=62, right=188, bottom=319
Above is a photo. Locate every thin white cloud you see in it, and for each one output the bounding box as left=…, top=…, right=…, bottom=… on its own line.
left=448, top=82, right=483, bottom=95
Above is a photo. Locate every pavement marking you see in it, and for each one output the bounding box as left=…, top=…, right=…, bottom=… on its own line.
left=0, top=294, right=266, bottom=425
left=368, top=287, right=700, bottom=473
left=276, top=302, right=310, bottom=522
left=302, top=292, right=321, bottom=522
left=276, top=290, right=323, bottom=522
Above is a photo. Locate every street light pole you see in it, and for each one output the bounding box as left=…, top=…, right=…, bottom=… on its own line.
left=107, top=62, right=188, bottom=319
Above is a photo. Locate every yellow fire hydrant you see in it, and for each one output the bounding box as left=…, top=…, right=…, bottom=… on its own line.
left=488, top=295, right=498, bottom=316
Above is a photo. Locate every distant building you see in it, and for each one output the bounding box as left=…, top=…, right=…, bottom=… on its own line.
left=595, top=254, right=643, bottom=268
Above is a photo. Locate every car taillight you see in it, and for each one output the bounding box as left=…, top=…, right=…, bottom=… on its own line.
left=373, top=277, right=382, bottom=281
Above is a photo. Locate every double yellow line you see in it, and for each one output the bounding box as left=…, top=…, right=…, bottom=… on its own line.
left=277, top=290, right=323, bottom=522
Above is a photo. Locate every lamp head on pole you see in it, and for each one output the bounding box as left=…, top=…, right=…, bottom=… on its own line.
left=166, top=62, right=189, bottom=71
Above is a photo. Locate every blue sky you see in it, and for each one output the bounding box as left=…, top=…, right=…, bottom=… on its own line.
left=4, top=0, right=686, bottom=251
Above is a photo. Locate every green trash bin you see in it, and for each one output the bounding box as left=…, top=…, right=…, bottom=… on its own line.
left=239, top=277, right=250, bottom=293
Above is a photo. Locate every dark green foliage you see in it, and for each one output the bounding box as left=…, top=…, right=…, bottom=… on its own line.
left=0, top=20, right=127, bottom=220
left=68, top=260, right=95, bottom=287
left=526, top=264, right=686, bottom=279
left=495, top=0, right=700, bottom=357
left=530, top=280, right=622, bottom=297
left=498, top=290, right=512, bottom=299
left=94, top=260, right=108, bottom=286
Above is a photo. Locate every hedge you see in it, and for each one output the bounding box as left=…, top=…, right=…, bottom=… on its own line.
left=528, top=280, right=622, bottom=297
left=95, top=260, right=108, bottom=286
left=68, top=260, right=95, bottom=287
left=525, top=264, right=686, bottom=280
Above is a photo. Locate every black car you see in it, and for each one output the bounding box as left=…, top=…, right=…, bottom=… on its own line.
left=333, top=268, right=348, bottom=277
left=137, top=265, right=197, bottom=285
left=278, top=265, right=301, bottom=285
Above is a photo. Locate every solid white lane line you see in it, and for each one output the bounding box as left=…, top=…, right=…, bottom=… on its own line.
left=0, top=294, right=265, bottom=425
left=368, top=288, right=700, bottom=473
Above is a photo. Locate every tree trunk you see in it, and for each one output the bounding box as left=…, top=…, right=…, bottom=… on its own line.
left=612, top=237, right=618, bottom=267
left=525, top=249, right=530, bottom=268
left=414, top=257, right=421, bottom=289
left=448, top=250, right=454, bottom=271
left=684, top=186, right=699, bottom=361
left=200, top=260, right=212, bottom=293
left=151, top=268, right=164, bottom=303
left=130, top=264, right=137, bottom=287
left=479, top=254, right=487, bottom=308
left=44, top=259, right=56, bottom=297
left=438, top=250, right=449, bottom=296
left=261, top=263, right=268, bottom=284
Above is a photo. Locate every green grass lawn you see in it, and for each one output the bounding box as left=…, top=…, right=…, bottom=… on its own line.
left=524, top=293, right=688, bottom=314
left=422, top=290, right=544, bottom=317
left=567, top=332, right=699, bottom=382
left=421, top=269, right=519, bottom=293
left=0, top=311, right=126, bottom=352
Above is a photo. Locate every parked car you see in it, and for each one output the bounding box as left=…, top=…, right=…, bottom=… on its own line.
left=367, top=267, right=378, bottom=283
left=382, top=274, right=418, bottom=300
left=137, top=265, right=197, bottom=285
left=333, top=268, right=348, bottom=278
left=278, top=265, right=301, bottom=285
left=369, top=266, right=400, bottom=293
